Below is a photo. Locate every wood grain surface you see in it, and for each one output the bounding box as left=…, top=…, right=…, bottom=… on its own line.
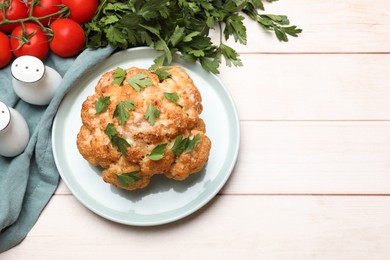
left=3, top=1, right=390, bottom=259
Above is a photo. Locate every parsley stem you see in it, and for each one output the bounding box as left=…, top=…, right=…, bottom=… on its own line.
left=218, top=22, right=223, bottom=45
left=92, top=0, right=108, bottom=22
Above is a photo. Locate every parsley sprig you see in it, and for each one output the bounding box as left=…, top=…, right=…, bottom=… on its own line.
left=112, top=67, right=127, bottom=85
left=164, top=92, right=181, bottom=107
left=170, top=134, right=200, bottom=156
left=84, top=0, right=301, bottom=74
left=144, top=104, right=160, bottom=125
left=148, top=143, right=168, bottom=161
left=127, top=73, right=153, bottom=92
left=117, top=171, right=142, bottom=187
left=113, top=100, right=136, bottom=125
left=95, top=96, right=110, bottom=114
left=105, top=123, right=131, bottom=156
left=154, top=67, right=172, bottom=82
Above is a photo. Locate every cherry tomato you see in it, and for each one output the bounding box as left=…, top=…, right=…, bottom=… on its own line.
left=49, top=18, right=85, bottom=58
left=62, top=0, right=98, bottom=24
left=10, top=22, right=49, bottom=60
left=29, top=0, right=62, bottom=26
left=0, top=0, right=28, bottom=33
left=0, top=31, right=12, bottom=68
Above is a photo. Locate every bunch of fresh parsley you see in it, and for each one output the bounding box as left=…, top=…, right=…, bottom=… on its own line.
left=84, top=0, right=301, bottom=73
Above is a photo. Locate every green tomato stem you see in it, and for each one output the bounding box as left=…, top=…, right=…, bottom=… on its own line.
left=0, top=4, right=69, bottom=26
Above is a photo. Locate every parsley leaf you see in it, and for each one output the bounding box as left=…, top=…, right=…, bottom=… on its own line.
left=111, top=136, right=131, bottom=156
left=95, top=96, right=110, bottom=114
left=117, top=171, right=142, bottom=187
left=170, top=134, right=201, bottom=157
left=170, top=135, right=187, bottom=157
left=224, top=14, right=247, bottom=45
left=104, top=123, right=131, bottom=156
left=127, top=73, right=153, bottom=92
left=113, top=100, right=136, bottom=125
left=163, top=92, right=181, bottom=106
left=185, top=134, right=200, bottom=153
left=154, top=67, right=171, bottom=82
left=144, top=104, right=160, bottom=126
left=112, top=67, right=127, bottom=85
left=104, top=123, right=118, bottom=139
left=219, top=44, right=242, bottom=67
left=148, top=143, right=168, bottom=161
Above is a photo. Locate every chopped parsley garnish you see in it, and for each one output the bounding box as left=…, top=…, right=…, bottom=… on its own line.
left=144, top=104, right=160, bottom=126
left=163, top=92, right=181, bottom=106
left=170, top=134, right=200, bottom=156
left=113, top=100, right=136, bottom=125
left=127, top=73, right=153, bottom=92
left=117, top=171, right=142, bottom=187
left=94, top=96, right=110, bottom=114
left=104, top=123, right=131, bottom=156
left=104, top=123, right=118, bottom=139
left=185, top=134, right=200, bottom=153
left=112, top=67, right=127, bottom=85
left=148, top=143, right=168, bottom=161
left=154, top=67, right=172, bottom=82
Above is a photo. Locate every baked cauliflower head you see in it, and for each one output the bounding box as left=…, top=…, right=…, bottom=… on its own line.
left=76, top=66, right=211, bottom=190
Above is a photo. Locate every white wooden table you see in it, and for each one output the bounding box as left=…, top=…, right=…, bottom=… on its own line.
left=3, top=1, right=390, bottom=258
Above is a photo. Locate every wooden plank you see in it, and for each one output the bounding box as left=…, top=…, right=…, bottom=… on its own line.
left=219, top=54, right=390, bottom=120
left=3, top=195, right=390, bottom=259
left=222, top=121, right=390, bottom=194
left=55, top=122, right=390, bottom=195
left=209, top=0, right=390, bottom=53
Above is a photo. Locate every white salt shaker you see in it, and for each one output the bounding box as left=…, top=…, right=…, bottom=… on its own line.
left=0, top=101, right=30, bottom=157
left=11, top=55, right=62, bottom=105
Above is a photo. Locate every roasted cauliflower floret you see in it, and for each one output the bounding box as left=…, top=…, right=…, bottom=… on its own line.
left=76, top=66, right=211, bottom=190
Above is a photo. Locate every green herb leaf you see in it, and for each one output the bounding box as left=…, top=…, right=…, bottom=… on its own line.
left=169, top=26, right=185, bottom=47
left=111, top=136, right=131, bottom=156
left=117, top=171, right=142, bottom=187
left=95, top=96, right=110, bottom=114
left=105, top=123, right=118, bottom=139
left=170, top=135, right=187, bottom=156
left=148, top=143, right=168, bottom=161
left=182, top=31, right=201, bottom=42
left=144, top=104, right=160, bottom=125
left=154, top=67, right=172, bottom=82
left=104, top=123, right=131, bottom=156
left=219, top=44, right=242, bottom=67
left=163, top=92, right=180, bottom=106
left=170, top=134, right=201, bottom=156
left=200, top=56, right=220, bottom=74
left=224, top=14, right=247, bottom=44
left=113, top=100, right=136, bottom=125
left=185, top=134, right=200, bottom=153
left=106, top=25, right=128, bottom=45
left=127, top=73, right=153, bottom=92
left=112, top=67, right=127, bottom=85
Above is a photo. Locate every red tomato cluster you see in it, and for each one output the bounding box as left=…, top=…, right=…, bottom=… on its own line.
left=0, top=0, right=99, bottom=68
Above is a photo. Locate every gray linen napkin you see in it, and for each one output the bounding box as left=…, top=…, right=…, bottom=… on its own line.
left=0, top=46, right=114, bottom=253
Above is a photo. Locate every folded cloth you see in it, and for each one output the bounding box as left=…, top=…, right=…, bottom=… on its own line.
left=0, top=46, right=114, bottom=253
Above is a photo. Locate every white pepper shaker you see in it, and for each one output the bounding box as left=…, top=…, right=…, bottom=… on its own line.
left=11, top=55, right=62, bottom=105
left=0, top=101, right=30, bottom=157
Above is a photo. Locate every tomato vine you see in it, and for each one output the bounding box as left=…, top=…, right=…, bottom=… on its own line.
left=0, top=0, right=68, bottom=31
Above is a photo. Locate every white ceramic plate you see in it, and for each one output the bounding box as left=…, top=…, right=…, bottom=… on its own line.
left=52, top=47, right=240, bottom=226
